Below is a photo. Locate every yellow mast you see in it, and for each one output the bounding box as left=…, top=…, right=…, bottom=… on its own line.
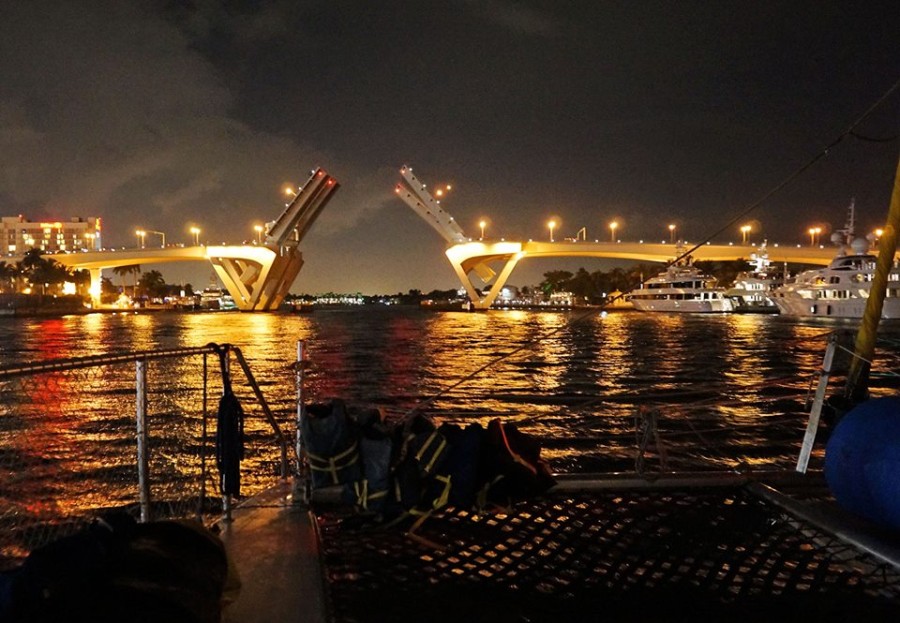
left=845, top=153, right=900, bottom=402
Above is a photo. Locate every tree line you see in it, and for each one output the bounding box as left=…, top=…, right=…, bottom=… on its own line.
left=0, top=250, right=192, bottom=302
left=0, top=249, right=90, bottom=296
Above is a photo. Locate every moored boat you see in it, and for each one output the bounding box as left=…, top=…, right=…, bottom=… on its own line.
left=770, top=202, right=900, bottom=319
left=628, top=262, right=733, bottom=313
left=724, top=243, right=784, bottom=313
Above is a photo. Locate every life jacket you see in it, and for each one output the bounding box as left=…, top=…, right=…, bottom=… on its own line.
left=343, top=407, right=393, bottom=515
left=479, top=418, right=556, bottom=507
left=301, top=399, right=362, bottom=488
left=433, top=423, right=485, bottom=509
left=390, top=412, right=450, bottom=512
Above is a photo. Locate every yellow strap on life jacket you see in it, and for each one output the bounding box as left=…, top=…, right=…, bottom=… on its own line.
left=413, top=430, right=447, bottom=475
left=431, top=474, right=451, bottom=510
left=351, top=480, right=388, bottom=511
left=306, top=440, right=360, bottom=484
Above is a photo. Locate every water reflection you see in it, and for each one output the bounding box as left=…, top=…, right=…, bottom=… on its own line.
left=3, top=309, right=900, bottom=474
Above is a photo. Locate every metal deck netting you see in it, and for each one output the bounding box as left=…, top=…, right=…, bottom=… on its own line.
left=317, top=488, right=900, bottom=622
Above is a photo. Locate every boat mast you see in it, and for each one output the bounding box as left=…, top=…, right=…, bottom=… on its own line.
left=844, top=155, right=900, bottom=402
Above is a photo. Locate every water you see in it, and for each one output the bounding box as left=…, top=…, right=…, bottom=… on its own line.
left=1, top=308, right=898, bottom=474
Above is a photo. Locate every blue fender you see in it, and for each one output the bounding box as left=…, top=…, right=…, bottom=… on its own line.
left=825, top=396, right=900, bottom=531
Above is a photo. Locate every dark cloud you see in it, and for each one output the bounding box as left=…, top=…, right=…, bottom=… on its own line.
left=1, top=1, right=898, bottom=294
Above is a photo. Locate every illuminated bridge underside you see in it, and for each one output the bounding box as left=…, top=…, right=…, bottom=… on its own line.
left=50, top=245, right=301, bottom=311
left=449, top=241, right=847, bottom=310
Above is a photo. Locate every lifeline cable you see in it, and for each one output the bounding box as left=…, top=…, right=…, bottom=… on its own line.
left=404, top=77, right=900, bottom=416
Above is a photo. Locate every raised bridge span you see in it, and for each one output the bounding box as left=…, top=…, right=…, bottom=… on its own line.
left=396, top=165, right=849, bottom=309
left=45, top=168, right=339, bottom=311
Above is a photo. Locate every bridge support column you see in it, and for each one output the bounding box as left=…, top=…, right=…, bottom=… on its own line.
left=446, top=250, right=522, bottom=310
left=208, top=246, right=303, bottom=311
left=89, top=268, right=102, bottom=308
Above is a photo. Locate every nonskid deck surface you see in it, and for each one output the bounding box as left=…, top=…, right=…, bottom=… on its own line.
left=316, top=487, right=900, bottom=622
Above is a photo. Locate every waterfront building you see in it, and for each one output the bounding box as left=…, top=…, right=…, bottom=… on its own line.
left=2, top=215, right=102, bottom=255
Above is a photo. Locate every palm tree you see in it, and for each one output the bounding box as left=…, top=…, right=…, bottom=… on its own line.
left=112, top=265, right=141, bottom=298
left=0, top=261, right=16, bottom=294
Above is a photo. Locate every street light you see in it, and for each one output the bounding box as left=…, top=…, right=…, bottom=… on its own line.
left=479, top=219, right=487, bottom=240
left=190, top=226, right=201, bottom=246
left=609, top=221, right=618, bottom=242
left=808, top=226, right=822, bottom=247
left=668, top=224, right=676, bottom=243
left=135, top=229, right=146, bottom=248
left=145, top=230, right=166, bottom=247
left=740, top=224, right=751, bottom=245
left=254, top=224, right=264, bottom=244
left=548, top=219, right=557, bottom=242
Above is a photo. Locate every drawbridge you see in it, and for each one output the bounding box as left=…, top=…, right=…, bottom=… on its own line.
left=395, top=165, right=842, bottom=310
left=50, top=168, right=339, bottom=311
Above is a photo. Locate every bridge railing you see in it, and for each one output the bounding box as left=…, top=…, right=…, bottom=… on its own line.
left=0, top=344, right=292, bottom=571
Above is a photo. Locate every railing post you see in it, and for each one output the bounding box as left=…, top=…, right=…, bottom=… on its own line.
left=796, top=334, right=838, bottom=473
left=295, top=341, right=310, bottom=503
left=199, top=352, right=208, bottom=522
left=221, top=350, right=233, bottom=522
left=136, top=359, right=151, bottom=522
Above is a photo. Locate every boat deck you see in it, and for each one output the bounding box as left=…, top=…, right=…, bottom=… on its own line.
left=220, top=473, right=900, bottom=622
left=219, top=482, right=328, bottom=623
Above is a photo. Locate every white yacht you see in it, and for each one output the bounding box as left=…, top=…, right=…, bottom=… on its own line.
left=771, top=201, right=900, bottom=319
left=770, top=239, right=900, bottom=319
left=628, top=263, right=734, bottom=313
left=724, top=244, right=784, bottom=313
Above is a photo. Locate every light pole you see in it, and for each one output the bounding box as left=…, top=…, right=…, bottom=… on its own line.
left=254, top=224, right=264, bottom=244
left=479, top=220, right=486, bottom=240
left=740, top=225, right=751, bottom=245
left=135, top=229, right=146, bottom=248
left=668, top=224, right=676, bottom=243
left=146, top=230, right=166, bottom=247
left=190, top=226, right=201, bottom=246
left=548, top=219, right=557, bottom=242
left=609, top=221, right=618, bottom=242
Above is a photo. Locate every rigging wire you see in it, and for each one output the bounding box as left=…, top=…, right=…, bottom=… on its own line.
left=405, top=77, right=900, bottom=416
left=850, top=130, right=899, bottom=143
left=661, top=75, right=900, bottom=272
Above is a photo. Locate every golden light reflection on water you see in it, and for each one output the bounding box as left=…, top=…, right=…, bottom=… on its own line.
left=4, top=309, right=900, bottom=478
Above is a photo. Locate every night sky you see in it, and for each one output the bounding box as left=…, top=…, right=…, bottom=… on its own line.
left=1, top=1, right=898, bottom=294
